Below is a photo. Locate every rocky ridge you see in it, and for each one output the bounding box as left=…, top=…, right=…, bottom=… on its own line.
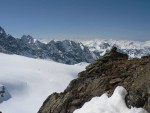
left=38, top=47, right=150, bottom=113
left=0, top=27, right=94, bottom=64
left=0, top=26, right=150, bottom=64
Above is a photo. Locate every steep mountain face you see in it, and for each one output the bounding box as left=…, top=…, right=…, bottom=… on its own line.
left=0, top=26, right=150, bottom=64
left=45, top=40, right=94, bottom=64
left=0, top=27, right=94, bottom=64
left=0, top=27, right=6, bottom=37
left=38, top=47, right=150, bottom=113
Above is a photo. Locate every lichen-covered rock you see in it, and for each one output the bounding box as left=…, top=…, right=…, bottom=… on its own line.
left=38, top=47, right=150, bottom=113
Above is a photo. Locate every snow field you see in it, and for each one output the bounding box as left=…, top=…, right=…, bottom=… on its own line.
left=0, top=53, right=87, bottom=113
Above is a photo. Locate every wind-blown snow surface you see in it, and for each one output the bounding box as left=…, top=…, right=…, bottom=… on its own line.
left=0, top=53, right=87, bottom=113
left=74, top=86, right=148, bottom=113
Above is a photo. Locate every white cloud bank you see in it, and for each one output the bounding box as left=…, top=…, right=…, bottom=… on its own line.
left=0, top=53, right=87, bottom=113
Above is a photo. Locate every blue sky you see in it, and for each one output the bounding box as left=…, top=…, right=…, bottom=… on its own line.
left=0, top=0, right=150, bottom=41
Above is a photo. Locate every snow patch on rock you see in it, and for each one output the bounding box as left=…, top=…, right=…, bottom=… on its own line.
left=74, top=86, right=148, bottom=113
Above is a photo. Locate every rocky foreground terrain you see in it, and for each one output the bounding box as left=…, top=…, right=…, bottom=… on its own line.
left=38, top=47, right=150, bottom=113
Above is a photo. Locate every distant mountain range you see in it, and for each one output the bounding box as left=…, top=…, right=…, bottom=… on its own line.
left=0, top=26, right=150, bottom=64
left=82, top=39, right=150, bottom=58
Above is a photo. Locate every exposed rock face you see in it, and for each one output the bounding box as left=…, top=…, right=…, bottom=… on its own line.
left=0, top=26, right=150, bottom=64
left=0, top=26, right=95, bottom=64
left=0, top=27, right=6, bottom=37
left=38, top=47, right=150, bottom=113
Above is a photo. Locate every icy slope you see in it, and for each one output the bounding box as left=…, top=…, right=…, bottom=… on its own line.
left=0, top=53, right=87, bottom=113
left=74, top=86, right=148, bottom=113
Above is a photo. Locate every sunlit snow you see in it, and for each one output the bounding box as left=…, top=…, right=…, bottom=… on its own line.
left=74, top=86, right=148, bottom=113
left=0, top=53, right=87, bottom=113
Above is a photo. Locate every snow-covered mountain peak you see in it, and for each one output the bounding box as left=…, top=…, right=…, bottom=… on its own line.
left=0, top=26, right=6, bottom=36
left=21, top=35, right=34, bottom=44
left=0, top=26, right=150, bottom=64
left=143, top=41, right=150, bottom=47
left=82, top=39, right=145, bottom=49
left=82, top=39, right=150, bottom=58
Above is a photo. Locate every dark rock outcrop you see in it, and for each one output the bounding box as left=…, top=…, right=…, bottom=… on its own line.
left=0, top=26, right=95, bottom=64
left=38, top=47, right=150, bottom=113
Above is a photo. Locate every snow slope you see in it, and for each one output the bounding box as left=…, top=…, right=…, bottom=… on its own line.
left=74, top=86, right=148, bottom=113
left=0, top=53, right=87, bottom=113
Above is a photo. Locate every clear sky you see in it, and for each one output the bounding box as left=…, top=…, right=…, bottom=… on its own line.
left=0, top=0, right=150, bottom=41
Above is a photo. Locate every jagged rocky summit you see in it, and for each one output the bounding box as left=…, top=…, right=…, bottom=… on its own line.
left=38, top=47, right=150, bottom=113
left=0, top=26, right=150, bottom=64
left=0, top=27, right=94, bottom=64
